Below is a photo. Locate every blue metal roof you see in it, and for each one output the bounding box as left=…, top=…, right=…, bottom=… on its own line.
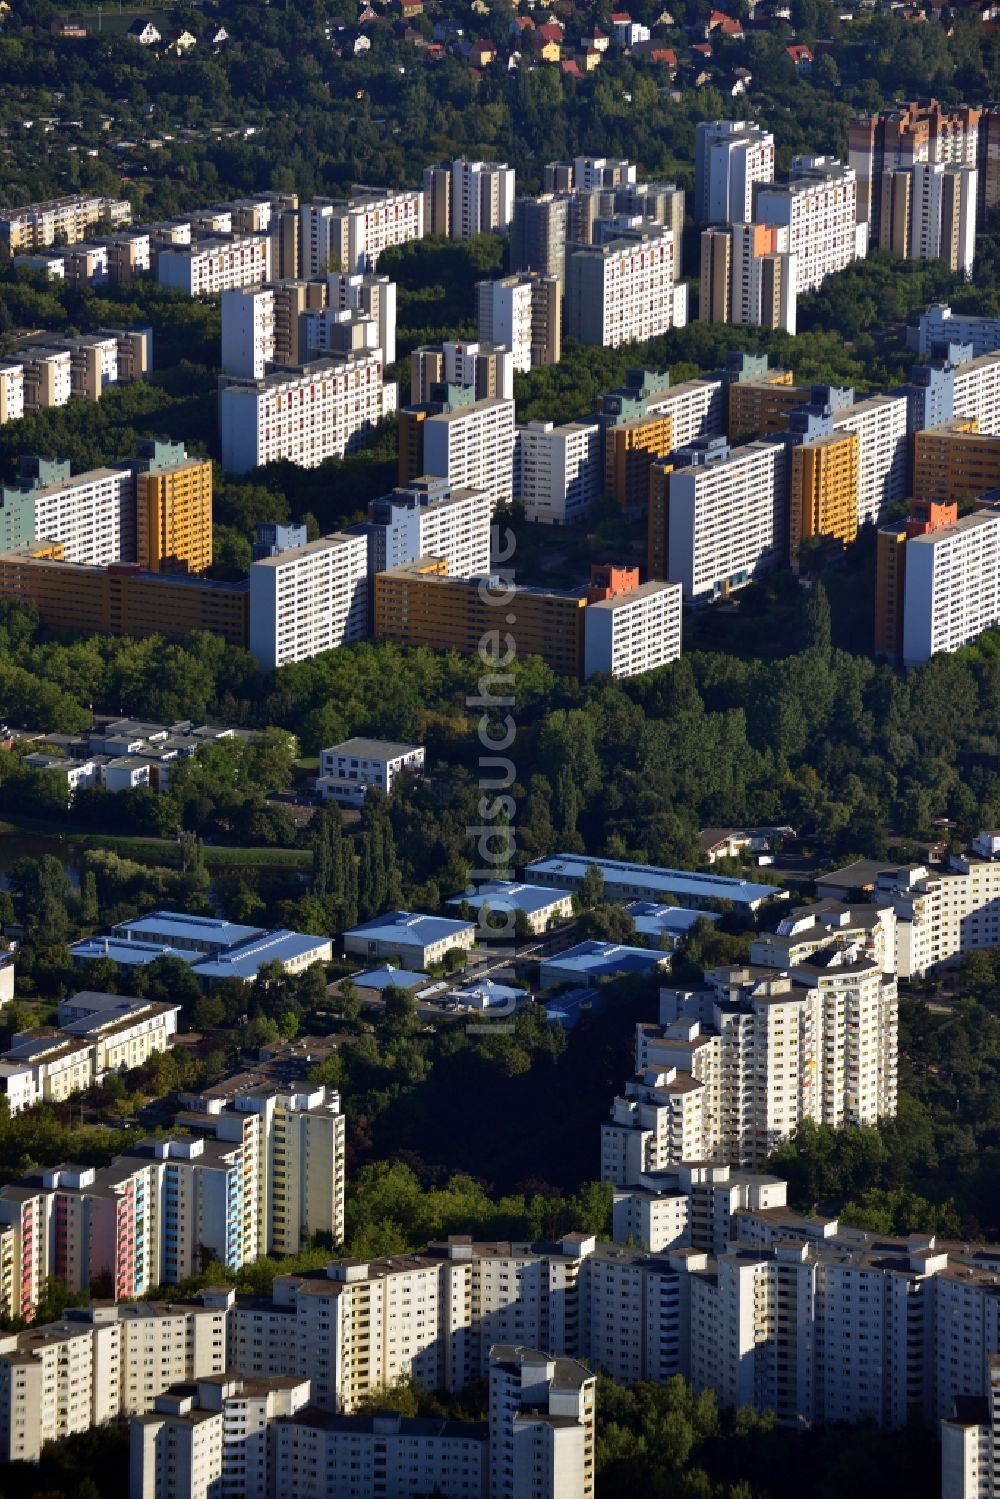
left=525, top=854, right=780, bottom=906
left=540, top=941, right=670, bottom=981
left=192, top=931, right=330, bottom=981
left=353, top=967, right=430, bottom=991
left=446, top=881, right=572, bottom=917
left=114, top=911, right=263, bottom=947
left=345, top=912, right=475, bottom=945
left=70, top=937, right=200, bottom=968
left=625, top=902, right=721, bottom=935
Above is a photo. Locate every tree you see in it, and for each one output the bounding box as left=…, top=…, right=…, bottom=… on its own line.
left=576, top=864, right=605, bottom=911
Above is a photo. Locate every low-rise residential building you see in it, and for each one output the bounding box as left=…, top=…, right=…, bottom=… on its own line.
left=316, top=737, right=425, bottom=806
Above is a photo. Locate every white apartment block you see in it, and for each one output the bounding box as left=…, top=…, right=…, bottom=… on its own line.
left=566, top=228, right=683, bottom=347
left=832, top=393, right=910, bottom=525
left=0, top=1083, right=345, bottom=1307
left=476, top=273, right=559, bottom=373
left=817, top=832, right=1000, bottom=978
left=514, top=419, right=601, bottom=524
left=755, top=157, right=860, bottom=293
left=0, top=361, right=24, bottom=424
left=130, top=1373, right=310, bottom=1499
left=0, top=193, right=131, bottom=252
left=909, top=163, right=978, bottom=278
left=157, top=235, right=271, bottom=296
left=490, top=1345, right=595, bottom=1499
left=327, top=271, right=396, bottom=364
left=452, top=159, right=515, bottom=239
left=248, top=531, right=368, bottom=671
left=942, top=1355, right=1000, bottom=1499
left=902, top=510, right=1000, bottom=665
left=368, top=481, right=493, bottom=576
left=918, top=303, right=1000, bottom=358
left=20, top=346, right=72, bottom=410
left=219, top=353, right=397, bottom=473
left=29, top=466, right=134, bottom=565
left=646, top=377, right=728, bottom=450
left=300, top=191, right=424, bottom=276
left=422, top=396, right=515, bottom=513
left=411, top=339, right=514, bottom=403
left=667, top=440, right=786, bottom=602
left=0, top=1295, right=230, bottom=1463
left=602, top=943, right=898, bottom=1176
left=953, top=352, right=1000, bottom=434
left=583, top=580, right=683, bottom=680
left=275, top=1407, right=488, bottom=1499
left=613, top=1163, right=788, bottom=1256
left=726, top=222, right=798, bottom=336
left=317, top=737, right=425, bottom=804
left=221, top=286, right=275, bottom=379
left=695, top=121, right=775, bottom=224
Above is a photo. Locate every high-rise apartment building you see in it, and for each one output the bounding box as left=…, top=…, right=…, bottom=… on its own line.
left=0, top=459, right=132, bottom=564
left=421, top=163, right=452, bottom=237
left=19, top=346, right=72, bottom=410
left=582, top=580, right=682, bottom=680
left=699, top=221, right=797, bottom=333
left=476, top=272, right=561, bottom=372
left=942, top=1355, right=1000, bottom=1499
left=456, top=158, right=516, bottom=237
left=755, top=156, right=860, bottom=293
left=667, top=440, right=786, bottom=601
left=248, top=531, right=368, bottom=671
left=221, top=286, right=276, bottom=379
left=0, top=543, right=249, bottom=647
left=409, top=340, right=514, bottom=403
left=130, top=1373, right=311, bottom=1499
left=566, top=226, right=683, bottom=346
left=913, top=419, right=1000, bottom=503
left=134, top=444, right=213, bottom=575
left=326, top=270, right=396, bottom=364
left=0, top=1296, right=232, bottom=1464
left=0, top=193, right=131, bottom=252
left=490, top=1344, right=596, bottom=1499
left=219, top=353, right=397, bottom=473
left=953, top=351, right=1000, bottom=433
left=0, top=360, right=24, bottom=424
left=789, top=430, right=860, bottom=565
left=830, top=393, right=910, bottom=525
left=694, top=121, right=775, bottom=224
left=420, top=395, right=515, bottom=512
left=875, top=497, right=957, bottom=658
left=900, top=508, right=1000, bottom=665
left=366, top=478, right=492, bottom=577
left=514, top=419, right=601, bottom=524
left=510, top=192, right=571, bottom=289
left=375, top=562, right=587, bottom=678
left=299, top=189, right=423, bottom=274
left=157, top=234, right=271, bottom=295
left=849, top=100, right=980, bottom=241
left=602, top=943, right=898, bottom=1176
left=880, top=162, right=978, bottom=277
left=544, top=157, right=636, bottom=193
